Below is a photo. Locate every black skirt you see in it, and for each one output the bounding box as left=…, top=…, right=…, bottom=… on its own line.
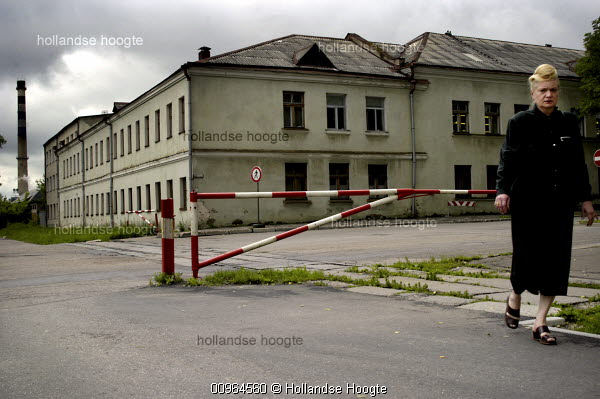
left=509, top=196, right=575, bottom=296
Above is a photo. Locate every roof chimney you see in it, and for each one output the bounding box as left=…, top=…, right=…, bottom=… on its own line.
left=545, top=43, right=552, bottom=47
left=198, top=46, right=211, bottom=60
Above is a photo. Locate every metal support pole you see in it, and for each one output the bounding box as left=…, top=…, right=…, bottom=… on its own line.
left=190, top=192, right=199, bottom=278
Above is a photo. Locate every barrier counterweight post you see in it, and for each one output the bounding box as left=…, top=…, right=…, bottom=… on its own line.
left=161, top=199, right=175, bottom=275
left=190, top=192, right=199, bottom=279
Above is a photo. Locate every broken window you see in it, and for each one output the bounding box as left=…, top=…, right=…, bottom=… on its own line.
left=484, top=103, right=500, bottom=135
left=452, top=101, right=469, bottom=133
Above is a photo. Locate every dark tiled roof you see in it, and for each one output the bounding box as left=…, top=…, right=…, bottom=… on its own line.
left=196, top=32, right=584, bottom=80
left=201, top=34, right=403, bottom=78
left=403, top=32, right=583, bottom=78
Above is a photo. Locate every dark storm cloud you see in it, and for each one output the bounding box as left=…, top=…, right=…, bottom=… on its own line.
left=0, top=0, right=598, bottom=196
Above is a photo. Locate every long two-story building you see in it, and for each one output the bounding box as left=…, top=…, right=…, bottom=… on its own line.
left=44, top=31, right=600, bottom=228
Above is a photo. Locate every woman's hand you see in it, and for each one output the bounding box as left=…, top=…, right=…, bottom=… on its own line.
left=581, top=201, right=598, bottom=227
left=495, top=194, right=510, bottom=214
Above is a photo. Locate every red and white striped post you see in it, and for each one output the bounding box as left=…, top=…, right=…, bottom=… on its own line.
left=161, top=199, right=175, bottom=275
left=190, top=192, right=199, bottom=278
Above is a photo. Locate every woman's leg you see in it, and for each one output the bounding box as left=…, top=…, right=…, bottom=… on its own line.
left=533, top=295, right=557, bottom=344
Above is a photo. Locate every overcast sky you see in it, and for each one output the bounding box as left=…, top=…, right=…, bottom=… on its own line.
left=1, top=0, right=598, bottom=198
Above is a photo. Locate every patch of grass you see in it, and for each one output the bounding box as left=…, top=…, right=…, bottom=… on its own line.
left=150, top=272, right=184, bottom=286
left=192, top=267, right=326, bottom=286
left=557, top=304, right=600, bottom=335
left=0, top=223, right=155, bottom=245
left=568, top=282, right=600, bottom=290
left=385, top=256, right=494, bottom=278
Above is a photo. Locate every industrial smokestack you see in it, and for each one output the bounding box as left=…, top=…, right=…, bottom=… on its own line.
left=16, top=80, right=28, bottom=195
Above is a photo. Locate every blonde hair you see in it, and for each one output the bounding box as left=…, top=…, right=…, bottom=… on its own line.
left=528, top=64, right=559, bottom=91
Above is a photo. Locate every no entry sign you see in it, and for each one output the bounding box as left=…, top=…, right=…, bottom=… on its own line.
left=251, top=166, right=262, bottom=182
left=594, top=149, right=600, bottom=167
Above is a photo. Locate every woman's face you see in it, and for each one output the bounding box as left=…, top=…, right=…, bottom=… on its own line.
left=531, top=79, right=559, bottom=114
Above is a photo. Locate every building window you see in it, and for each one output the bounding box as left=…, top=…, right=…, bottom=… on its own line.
left=487, top=165, right=498, bottom=199
left=329, top=163, right=350, bottom=200
left=155, top=110, right=161, bottom=142
left=86, top=196, right=89, bottom=216
left=144, top=116, right=150, bottom=147
left=180, top=177, right=187, bottom=210
left=127, top=125, right=132, bottom=153
left=100, top=140, right=103, bottom=164
left=113, top=133, right=117, bottom=159
left=113, top=190, right=117, bottom=215
left=136, top=186, right=141, bottom=211
left=145, top=184, right=151, bottom=210
left=179, top=96, right=185, bottom=134
left=166, top=179, right=173, bottom=199
left=484, top=103, right=500, bottom=135
left=120, top=189, right=125, bottom=214
left=454, top=165, right=472, bottom=199
left=514, top=104, right=529, bottom=114
left=85, top=148, right=89, bottom=170
left=96, top=194, right=99, bottom=215
left=366, top=97, right=385, bottom=131
left=120, top=129, right=125, bottom=157
left=166, top=103, right=173, bottom=139
left=95, top=143, right=98, bottom=166
left=283, top=91, right=304, bottom=128
left=368, top=164, right=388, bottom=199
left=155, top=182, right=162, bottom=211
left=128, top=188, right=133, bottom=212
left=285, top=163, right=307, bottom=200
left=135, top=121, right=140, bottom=151
left=101, top=193, right=105, bottom=215
left=106, top=192, right=110, bottom=215
left=327, top=94, right=346, bottom=130
left=89, top=146, right=93, bottom=169
left=106, top=137, right=110, bottom=162
left=452, top=101, right=469, bottom=133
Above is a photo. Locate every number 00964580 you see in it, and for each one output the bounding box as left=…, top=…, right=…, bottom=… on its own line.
left=210, top=382, right=267, bottom=395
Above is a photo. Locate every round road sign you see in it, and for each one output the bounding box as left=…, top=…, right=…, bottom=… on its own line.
left=594, top=149, right=600, bottom=168
left=251, top=166, right=262, bottom=182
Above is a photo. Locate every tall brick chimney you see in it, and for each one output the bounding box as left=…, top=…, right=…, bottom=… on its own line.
left=16, top=80, right=29, bottom=195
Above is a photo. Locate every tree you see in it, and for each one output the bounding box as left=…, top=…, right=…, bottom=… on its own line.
left=576, top=17, right=600, bottom=117
left=0, top=133, right=6, bottom=148
left=35, top=178, right=46, bottom=211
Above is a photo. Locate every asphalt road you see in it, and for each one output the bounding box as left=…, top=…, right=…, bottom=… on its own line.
left=1, top=220, right=599, bottom=398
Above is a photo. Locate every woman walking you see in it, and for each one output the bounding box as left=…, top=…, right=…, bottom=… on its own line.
left=495, top=64, right=597, bottom=345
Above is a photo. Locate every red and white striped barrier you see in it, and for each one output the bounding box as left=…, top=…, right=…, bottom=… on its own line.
left=125, top=209, right=157, bottom=228
left=192, top=189, right=493, bottom=200
left=447, top=201, right=476, bottom=207
left=188, top=189, right=496, bottom=278
left=161, top=199, right=175, bottom=275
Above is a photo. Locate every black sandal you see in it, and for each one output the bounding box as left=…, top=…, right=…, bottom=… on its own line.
left=504, top=295, right=520, bottom=329
left=532, top=325, right=557, bottom=345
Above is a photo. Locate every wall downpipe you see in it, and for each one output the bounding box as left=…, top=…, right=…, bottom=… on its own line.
left=104, top=118, right=114, bottom=228
left=183, top=65, right=193, bottom=197
left=76, top=120, right=86, bottom=227
left=409, top=76, right=417, bottom=218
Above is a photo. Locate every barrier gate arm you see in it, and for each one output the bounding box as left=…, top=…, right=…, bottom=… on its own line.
left=189, top=189, right=496, bottom=278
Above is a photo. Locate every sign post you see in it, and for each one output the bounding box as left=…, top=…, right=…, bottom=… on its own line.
left=251, top=166, right=264, bottom=228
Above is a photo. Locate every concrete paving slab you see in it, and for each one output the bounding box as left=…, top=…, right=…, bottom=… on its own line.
left=307, top=280, right=353, bottom=288
left=459, top=301, right=561, bottom=317
left=345, top=286, right=405, bottom=296
left=401, top=294, right=475, bottom=306
left=437, top=275, right=513, bottom=290
left=521, top=317, right=565, bottom=328
left=474, top=291, right=590, bottom=305
left=382, top=276, right=507, bottom=296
